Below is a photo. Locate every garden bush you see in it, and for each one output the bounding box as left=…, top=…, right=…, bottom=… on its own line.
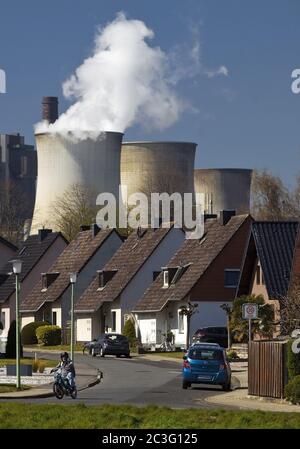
left=287, top=340, right=300, bottom=379
left=5, top=320, right=23, bottom=358
left=21, top=321, right=49, bottom=345
left=36, top=325, right=61, bottom=346
left=122, top=318, right=137, bottom=347
left=285, top=375, right=300, bottom=404
left=226, top=349, right=239, bottom=361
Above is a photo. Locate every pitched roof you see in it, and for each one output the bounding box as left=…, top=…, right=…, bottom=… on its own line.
left=133, top=215, right=251, bottom=312
left=0, top=231, right=65, bottom=303
left=21, top=229, right=116, bottom=312
left=251, top=221, right=299, bottom=299
left=75, top=227, right=174, bottom=312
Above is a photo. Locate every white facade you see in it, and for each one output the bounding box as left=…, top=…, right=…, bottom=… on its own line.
left=136, top=299, right=228, bottom=349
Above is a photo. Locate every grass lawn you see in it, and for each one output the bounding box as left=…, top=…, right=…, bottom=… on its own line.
left=0, top=385, right=31, bottom=394
left=0, top=357, right=58, bottom=368
left=0, top=404, right=299, bottom=428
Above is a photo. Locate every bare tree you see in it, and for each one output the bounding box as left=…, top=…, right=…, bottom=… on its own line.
left=0, top=180, right=30, bottom=245
left=251, top=169, right=296, bottom=221
left=179, top=302, right=198, bottom=349
left=51, top=183, right=98, bottom=241
left=279, top=279, right=300, bottom=335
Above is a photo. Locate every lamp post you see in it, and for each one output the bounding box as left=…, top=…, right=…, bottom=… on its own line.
left=11, top=259, right=22, bottom=390
left=69, top=273, right=77, bottom=362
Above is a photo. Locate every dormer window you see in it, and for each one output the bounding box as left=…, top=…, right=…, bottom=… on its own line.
left=97, top=270, right=117, bottom=290
left=41, top=272, right=59, bottom=292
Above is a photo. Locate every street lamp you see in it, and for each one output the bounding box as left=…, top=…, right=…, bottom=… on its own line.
left=11, top=259, right=22, bottom=390
left=69, top=272, right=77, bottom=362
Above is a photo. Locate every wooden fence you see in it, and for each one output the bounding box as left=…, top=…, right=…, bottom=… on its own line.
left=248, top=341, right=288, bottom=399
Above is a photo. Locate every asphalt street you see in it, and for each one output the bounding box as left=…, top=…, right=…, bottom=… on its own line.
left=6, top=352, right=239, bottom=409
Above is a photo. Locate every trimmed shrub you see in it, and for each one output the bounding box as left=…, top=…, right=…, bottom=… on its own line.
left=285, top=375, right=300, bottom=404
left=5, top=320, right=23, bottom=358
left=36, top=325, right=61, bottom=346
left=287, top=339, right=300, bottom=379
left=226, top=349, right=239, bottom=361
left=21, top=321, right=49, bottom=345
left=122, top=318, right=137, bottom=347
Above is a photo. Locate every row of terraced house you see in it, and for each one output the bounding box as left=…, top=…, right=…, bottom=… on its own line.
left=0, top=210, right=299, bottom=351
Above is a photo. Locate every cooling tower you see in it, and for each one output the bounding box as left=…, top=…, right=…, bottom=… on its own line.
left=121, top=141, right=197, bottom=200
left=30, top=131, right=123, bottom=234
left=194, top=168, right=253, bottom=216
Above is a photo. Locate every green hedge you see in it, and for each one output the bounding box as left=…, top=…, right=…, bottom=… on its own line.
left=285, top=375, right=300, bottom=405
left=5, top=320, right=23, bottom=358
left=21, top=321, right=49, bottom=345
left=36, top=325, right=61, bottom=346
left=287, top=340, right=300, bottom=379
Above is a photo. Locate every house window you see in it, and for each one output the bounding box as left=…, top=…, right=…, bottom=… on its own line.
left=1, top=311, right=5, bottom=329
left=225, top=269, right=240, bottom=288
left=163, top=270, right=169, bottom=288
left=111, top=311, right=116, bottom=332
left=52, top=311, right=57, bottom=326
left=178, top=310, right=184, bottom=334
left=256, top=265, right=261, bottom=285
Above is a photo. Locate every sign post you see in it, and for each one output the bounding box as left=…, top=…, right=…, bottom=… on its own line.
left=242, top=303, right=258, bottom=342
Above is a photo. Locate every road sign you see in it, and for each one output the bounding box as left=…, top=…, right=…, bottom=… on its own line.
left=242, top=303, right=258, bottom=320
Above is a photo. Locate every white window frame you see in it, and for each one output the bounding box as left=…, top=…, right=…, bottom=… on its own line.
left=163, top=270, right=169, bottom=288
left=178, top=310, right=184, bottom=334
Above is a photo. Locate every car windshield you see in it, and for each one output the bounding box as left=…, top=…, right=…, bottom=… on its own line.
left=188, top=348, right=223, bottom=361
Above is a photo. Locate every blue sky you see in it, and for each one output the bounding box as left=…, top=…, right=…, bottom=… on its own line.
left=0, top=0, right=299, bottom=188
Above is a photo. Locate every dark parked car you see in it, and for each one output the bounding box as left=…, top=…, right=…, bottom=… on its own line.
left=84, top=333, right=130, bottom=358
left=192, top=327, right=228, bottom=348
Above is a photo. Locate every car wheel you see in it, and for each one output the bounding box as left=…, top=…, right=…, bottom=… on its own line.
left=125, top=353, right=131, bottom=358
left=182, top=380, right=191, bottom=389
left=116, top=354, right=121, bottom=358
left=222, top=380, right=231, bottom=391
left=100, top=347, right=105, bottom=357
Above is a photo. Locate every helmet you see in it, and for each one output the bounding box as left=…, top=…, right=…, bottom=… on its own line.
left=60, top=351, right=69, bottom=361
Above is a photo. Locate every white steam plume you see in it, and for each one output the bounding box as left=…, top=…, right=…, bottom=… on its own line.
left=35, top=13, right=185, bottom=140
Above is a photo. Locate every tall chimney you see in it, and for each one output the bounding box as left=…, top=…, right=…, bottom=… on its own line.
left=42, top=96, right=58, bottom=124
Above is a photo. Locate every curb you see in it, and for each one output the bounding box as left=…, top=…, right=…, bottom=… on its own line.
left=0, top=371, right=103, bottom=399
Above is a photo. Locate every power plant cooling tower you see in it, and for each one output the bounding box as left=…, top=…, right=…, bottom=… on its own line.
left=30, top=131, right=123, bottom=234
left=121, top=141, right=197, bottom=200
left=194, top=168, right=253, bottom=216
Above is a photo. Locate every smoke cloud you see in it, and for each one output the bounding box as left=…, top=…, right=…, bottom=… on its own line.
left=35, top=13, right=186, bottom=140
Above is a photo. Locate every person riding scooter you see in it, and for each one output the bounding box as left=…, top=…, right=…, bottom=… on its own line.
left=51, top=352, right=76, bottom=391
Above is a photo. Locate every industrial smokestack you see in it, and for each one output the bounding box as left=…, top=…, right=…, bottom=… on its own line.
left=42, top=97, right=59, bottom=124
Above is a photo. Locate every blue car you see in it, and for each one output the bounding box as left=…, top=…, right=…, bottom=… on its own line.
left=182, top=343, right=231, bottom=391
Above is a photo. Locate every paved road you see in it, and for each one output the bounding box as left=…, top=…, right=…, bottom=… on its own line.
left=10, top=352, right=239, bottom=409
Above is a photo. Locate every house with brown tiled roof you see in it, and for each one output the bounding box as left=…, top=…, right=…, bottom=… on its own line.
left=237, top=221, right=300, bottom=336
left=74, top=226, right=185, bottom=342
left=133, top=212, right=252, bottom=349
left=0, top=229, right=67, bottom=350
left=20, top=225, right=123, bottom=338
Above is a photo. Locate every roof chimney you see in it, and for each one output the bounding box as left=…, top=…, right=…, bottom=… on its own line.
left=80, top=225, right=91, bottom=232
left=42, top=97, right=58, bottom=124
left=38, top=228, right=52, bottom=241
left=220, top=210, right=236, bottom=226
left=92, top=223, right=101, bottom=238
